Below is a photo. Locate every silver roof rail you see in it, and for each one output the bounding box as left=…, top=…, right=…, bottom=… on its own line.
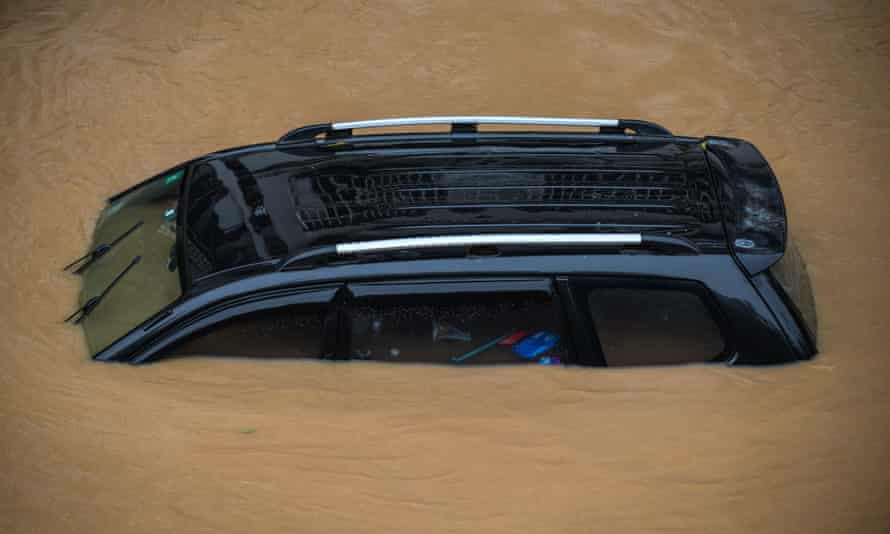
left=331, top=116, right=620, bottom=131
left=278, top=232, right=700, bottom=270
left=335, top=233, right=640, bottom=255
left=277, top=117, right=672, bottom=143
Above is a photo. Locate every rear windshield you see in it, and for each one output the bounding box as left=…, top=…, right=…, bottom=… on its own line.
left=79, top=171, right=183, bottom=355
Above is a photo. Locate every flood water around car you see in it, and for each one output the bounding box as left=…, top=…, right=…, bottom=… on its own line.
left=2, top=2, right=890, bottom=533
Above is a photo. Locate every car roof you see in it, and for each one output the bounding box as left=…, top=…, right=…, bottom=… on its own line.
left=182, top=136, right=725, bottom=286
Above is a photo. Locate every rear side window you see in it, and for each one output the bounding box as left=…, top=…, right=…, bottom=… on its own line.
left=166, top=305, right=326, bottom=359
left=349, top=292, right=568, bottom=365
left=587, top=287, right=725, bottom=366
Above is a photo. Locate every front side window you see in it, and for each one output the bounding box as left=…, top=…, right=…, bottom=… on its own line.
left=587, top=286, right=725, bottom=366
left=165, top=304, right=327, bottom=359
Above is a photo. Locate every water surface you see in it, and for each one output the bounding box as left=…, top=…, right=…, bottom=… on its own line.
left=1, top=1, right=888, bottom=532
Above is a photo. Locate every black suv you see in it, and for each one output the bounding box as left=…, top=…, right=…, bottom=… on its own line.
left=66, top=116, right=817, bottom=366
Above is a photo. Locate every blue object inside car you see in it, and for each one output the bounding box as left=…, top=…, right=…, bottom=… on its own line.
left=514, top=331, right=560, bottom=359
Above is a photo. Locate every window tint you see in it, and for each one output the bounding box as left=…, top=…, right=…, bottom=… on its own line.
left=166, top=305, right=326, bottom=359
left=587, top=287, right=724, bottom=366
left=349, top=292, right=567, bottom=365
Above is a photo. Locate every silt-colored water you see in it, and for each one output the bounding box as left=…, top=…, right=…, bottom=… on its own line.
left=2, top=1, right=889, bottom=532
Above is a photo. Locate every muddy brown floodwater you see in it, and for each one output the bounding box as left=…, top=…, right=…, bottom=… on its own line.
left=2, top=1, right=889, bottom=532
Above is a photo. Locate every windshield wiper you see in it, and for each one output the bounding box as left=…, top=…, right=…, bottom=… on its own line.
left=65, top=256, right=141, bottom=325
left=63, top=220, right=144, bottom=274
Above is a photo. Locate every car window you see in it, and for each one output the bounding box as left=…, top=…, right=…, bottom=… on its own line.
left=349, top=292, right=568, bottom=365
left=80, top=170, right=183, bottom=356
left=165, top=304, right=327, bottom=359
left=587, top=287, right=725, bottom=366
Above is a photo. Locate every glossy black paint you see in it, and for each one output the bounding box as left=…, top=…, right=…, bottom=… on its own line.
left=704, top=137, right=787, bottom=275
left=750, top=272, right=817, bottom=359
left=180, top=136, right=726, bottom=286
left=95, top=253, right=802, bottom=365
left=87, top=123, right=817, bottom=366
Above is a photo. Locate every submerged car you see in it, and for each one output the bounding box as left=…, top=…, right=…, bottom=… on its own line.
left=65, top=116, right=817, bottom=366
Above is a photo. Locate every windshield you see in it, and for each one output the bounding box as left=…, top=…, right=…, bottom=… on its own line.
left=79, top=169, right=184, bottom=355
